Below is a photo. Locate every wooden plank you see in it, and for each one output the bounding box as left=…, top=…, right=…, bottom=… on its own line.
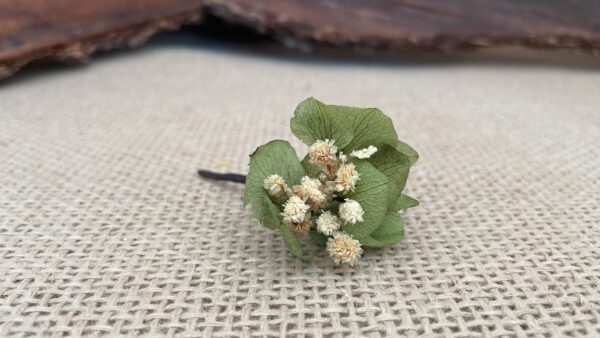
left=2, top=0, right=600, bottom=79
left=0, top=0, right=205, bottom=78
left=210, top=0, right=600, bottom=51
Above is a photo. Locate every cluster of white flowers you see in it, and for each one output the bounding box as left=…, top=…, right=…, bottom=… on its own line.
left=293, top=176, right=326, bottom=207
left=263, top=139, right=376, bottom=265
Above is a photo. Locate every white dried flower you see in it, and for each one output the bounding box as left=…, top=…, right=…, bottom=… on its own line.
left=350, top=145, right=377, bottom=159
left=309, top=139, right=338, bottom=167
left=335, top=163, right=360, bottom=194
left=316, top=211, right=341, bottom=236
left=263, top=174, right=288, bottom=197
left=293, top=176, right=326, bottom=205
left=339, top=199, right=364, bottom=224
left=281, top=195, right=310, bottom=224
left=327, top=232, right=363, bottom=265
left=290, top=219, right=312, bottom=237
left=338, top=152, right=348, bottom=163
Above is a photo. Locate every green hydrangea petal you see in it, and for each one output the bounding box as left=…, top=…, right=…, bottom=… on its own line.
left=367, top=143, right=411, bottom=209
left=309, top=230, right=328, bottom=247
left=243, top=140, right=304, bottom=229
left=280, top=225, right=312, bottom=261
left=357, top=213, right=404, bottom=248
left=290, top=97, right=353, bottom=148
left=395, top=139, right=419, bottom=165
left=392, top=194, right=420, bottom=212
left=341, top=160, right=390, bottom=238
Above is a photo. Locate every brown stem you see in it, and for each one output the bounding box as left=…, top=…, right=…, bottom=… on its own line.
left=197, top=170, right=246, bottom=184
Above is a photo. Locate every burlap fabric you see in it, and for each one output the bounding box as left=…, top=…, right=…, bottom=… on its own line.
left=1, top=43, right=599, bottom=337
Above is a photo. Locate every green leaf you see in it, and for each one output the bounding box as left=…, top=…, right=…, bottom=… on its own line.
left=327, top=200, right=341, bottom=214
left=309, top=230, right=328, bottom=247
left=395, top=139, right=419, bottom=165
left=367, top=143, right=411, bottom=208
left=341, top=160, right=390, bottom=238
left=392, top=194, right=420, bottom=212
left=290, top=98, right=399, bottom=153
left=357, top=213, right=404, bottom=248
left=329, top=105, right=398, bottom=153
left=246, top=193, right=284, bottom=230
left=243, top=140, right=305, bottom=229
left=290, top=97, right=354, bottom=149
left=280, top=225, right=312, bottom=261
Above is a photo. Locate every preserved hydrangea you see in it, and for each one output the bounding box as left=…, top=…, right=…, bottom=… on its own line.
left=266, top=142, right=367, bottom=264
left=243, top=98, right=419, bottom=264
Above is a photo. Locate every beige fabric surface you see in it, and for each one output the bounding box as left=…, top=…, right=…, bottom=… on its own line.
left=1, top=42, right=600, bottom=337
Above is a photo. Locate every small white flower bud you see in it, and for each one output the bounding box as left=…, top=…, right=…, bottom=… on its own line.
left=263, top=174, right=288, bottom=198
left=350, top=145, right=378, bottom=159
left=268, top=184, right=282, bottom=197
left=309, top=139, right=338, bottom=167
left=316, top=211, right=341, bottom=236
left=335, top=163, right=360, bottom=194
left=281, top=195, right=310, bottom=224
left=327, top=232, right=363, bottom=265
left=339, top=199, right=364, bottom=224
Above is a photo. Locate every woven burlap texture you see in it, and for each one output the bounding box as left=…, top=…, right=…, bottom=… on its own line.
left=1, top=44, right=599, bottom=337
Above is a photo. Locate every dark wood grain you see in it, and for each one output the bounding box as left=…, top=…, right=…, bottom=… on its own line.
left=0, top=0, right=205, bottom=78
left=210, top=0, right=600, bottom=51
left=2, top=0, right=600, bottom=79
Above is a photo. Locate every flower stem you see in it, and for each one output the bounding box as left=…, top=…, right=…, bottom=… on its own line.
left=197, top=170, right=246, bottom=184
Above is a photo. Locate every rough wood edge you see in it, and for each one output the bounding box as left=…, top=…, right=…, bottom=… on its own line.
left=206, top=1, right=600, bottom=54
left=0, top=7, right=205, bottom=79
